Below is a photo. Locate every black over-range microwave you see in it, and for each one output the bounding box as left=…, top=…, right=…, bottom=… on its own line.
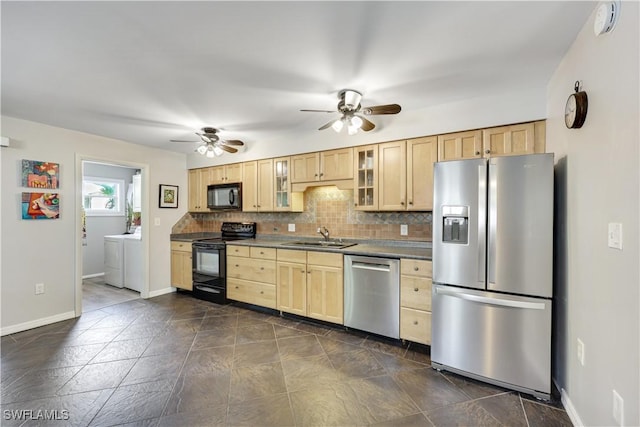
left=207, top=183, right=242, bottom=210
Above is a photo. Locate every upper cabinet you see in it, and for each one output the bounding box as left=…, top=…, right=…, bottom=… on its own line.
left=378, top=137, right=437, bottom=211
left=274, top=157, right=303, bottom=212
left=291, top=148, right=353, bottom=184
left=210, top=163, right=242, bottom=184
left=354, top=145, right=378, bottom=210
left=438, top=121, right=545, bottom=161
left=242, top=159, right=274, bottom=212
left=188, top=168, right=211, bottom=212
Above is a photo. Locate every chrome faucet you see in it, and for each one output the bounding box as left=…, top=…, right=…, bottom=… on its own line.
left=317, top=226, right=330, bottom=241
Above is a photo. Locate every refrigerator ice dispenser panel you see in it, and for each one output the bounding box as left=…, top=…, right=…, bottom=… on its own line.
left=442, top=205, right=469, bottom=244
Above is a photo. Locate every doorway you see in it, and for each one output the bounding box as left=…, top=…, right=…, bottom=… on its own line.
left=75, top=155, right=150, bottom=316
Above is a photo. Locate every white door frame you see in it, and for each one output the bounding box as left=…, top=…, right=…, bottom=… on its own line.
left=75, top=154, right=151, bottom=316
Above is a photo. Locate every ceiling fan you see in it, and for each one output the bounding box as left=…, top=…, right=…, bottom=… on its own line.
left=170, top=127, right=245, bottom=157
left=301, top=89, right=401, bottom=135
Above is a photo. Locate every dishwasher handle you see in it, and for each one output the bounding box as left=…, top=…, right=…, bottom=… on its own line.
left=351, top=261, right=392, bottom=272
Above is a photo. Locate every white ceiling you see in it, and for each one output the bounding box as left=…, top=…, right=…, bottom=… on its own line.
left=2, top=1, right=595, bottom=156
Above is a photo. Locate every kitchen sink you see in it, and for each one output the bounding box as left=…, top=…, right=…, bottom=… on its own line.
left=282, top=241, right=357, bottom=249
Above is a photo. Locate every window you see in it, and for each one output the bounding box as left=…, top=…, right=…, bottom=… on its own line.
left=82, top=177, right=125, bottom=216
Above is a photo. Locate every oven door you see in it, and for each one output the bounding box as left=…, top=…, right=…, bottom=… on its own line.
left=193, top=245, right=223, bottom=276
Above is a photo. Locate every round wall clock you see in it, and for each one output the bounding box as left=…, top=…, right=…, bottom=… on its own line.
left=565, top=81, right=588, bottom=129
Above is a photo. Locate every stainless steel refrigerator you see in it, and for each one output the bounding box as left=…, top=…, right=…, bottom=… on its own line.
left=431, top=153, right=553, bottom=400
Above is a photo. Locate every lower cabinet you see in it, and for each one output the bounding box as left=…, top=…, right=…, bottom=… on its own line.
left=400, top=258, right=432, bottom=345
left=171, top=241, right=193, bottom=291
left=277, top=249, right=343, bottom=324
left=227, top=245, right=277, bottom=309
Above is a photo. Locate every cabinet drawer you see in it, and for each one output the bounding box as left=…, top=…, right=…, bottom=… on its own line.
left=277, top=249, right=307, bottom=263
left=401, top=259, right=432, bottom=278
left=171, top=241, right=192, bottom=253
left=400, top=307, right=431, bottom=345
left=227, top=245, right=250, bottom=257
left=227, top=256, right=276, bottom=284
left=307, top=251, right=343, bottom=268
left=227, top=278, right=276, bottom=309
left=250, top=246, right=276, bottom=260
left=400, top=276, right=432, bottom=311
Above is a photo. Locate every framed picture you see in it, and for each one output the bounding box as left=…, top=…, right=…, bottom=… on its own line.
left=159, top=184, right=178, bottom=208
left=22, top=192, right=60, bottom=219
left=22, top=159, right=60, bottom=189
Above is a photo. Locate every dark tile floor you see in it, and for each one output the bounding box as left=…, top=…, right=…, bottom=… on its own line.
left=1, top=292, right=573, bottom=426
left=82, top=277, right=140, bottom=312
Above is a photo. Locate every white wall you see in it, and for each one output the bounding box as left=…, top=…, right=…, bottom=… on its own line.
left=187, top=89, right=547, bottom=169
left=82, top=162, right=138, bottom=277
left=546, top=3, right=639, bottom=426
left=1, top=116, right=188, bottom=334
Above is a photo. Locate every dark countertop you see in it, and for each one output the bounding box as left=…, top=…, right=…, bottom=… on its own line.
left=171, top=233, right=431, bottom=260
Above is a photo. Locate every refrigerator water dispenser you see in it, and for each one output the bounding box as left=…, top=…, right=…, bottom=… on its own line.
left=442, top=206, right=469, bottom=244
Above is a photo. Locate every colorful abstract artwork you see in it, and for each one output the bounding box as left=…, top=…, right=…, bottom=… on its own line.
left=21, top=159, right=59, bottom=189
left=22, top=192, right=60, bottom=220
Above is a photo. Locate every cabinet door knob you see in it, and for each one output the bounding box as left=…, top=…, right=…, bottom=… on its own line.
left=320, top=173, right=324, bottom=177
left=260, top=251, right=264, bottom=254
left=260, top=267, right=264, bottom=270
left=485, top=149, right=490, bottom=154
left=354, top=203, right=358, bottom=206
left=235, top=286, right=239, bottom=289
left=414, top=287, right=419, bottom=292
left=413, top=320, right=419, bottom=325
left=235, top=264, right=239, bottom=267
left=314, top=173, right=318, bottom=177
left=400, top=201, right=405, bottom=205
left=414, top=267, right=419, bottom=271
left=408, top=201, right=413, bottom=205
left=260, top=291, right=264, bottom=294
left=475, top=151, right=480, bottom=155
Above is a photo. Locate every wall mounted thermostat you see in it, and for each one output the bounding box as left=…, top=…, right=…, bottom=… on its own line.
left=594, top=1, right=620, bottom=36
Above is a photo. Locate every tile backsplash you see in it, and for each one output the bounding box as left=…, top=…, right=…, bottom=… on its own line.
left=172, top=187, right=432, bottom=241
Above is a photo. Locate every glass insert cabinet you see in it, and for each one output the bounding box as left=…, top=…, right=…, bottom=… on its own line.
left=274, top=157, right=290, bottom=210
left=354, top=145, right=378, bottom=210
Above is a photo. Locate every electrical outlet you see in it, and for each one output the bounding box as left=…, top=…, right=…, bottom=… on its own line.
left=613, top=389, right=624, bottom=426
left=35, top=283, right=45, bottom=295
left=608, top=223, right=623, bottom=249
left=288, top=223, right=295, bottom=232
left=400, top=224, right=408, bottom=236
left=577, top=338, right=585, bottom=366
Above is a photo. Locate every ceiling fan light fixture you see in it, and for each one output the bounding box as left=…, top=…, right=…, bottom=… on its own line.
left=205, top=147, right=215, bottom=158
left=331, top=118, right=344, bottom=132
left=350, top=115, right=363, bottom=129
left=196, top=144, right=208, bottom=155
left=213, top=145, right=224, bottom=156
left=342, top=90, right=362, bottom=109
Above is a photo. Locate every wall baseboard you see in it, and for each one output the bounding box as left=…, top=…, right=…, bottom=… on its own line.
left=1, top=311, right=76, bottom=336
left=82, top=273, right=105, bottom=279
left=561, top=388, right=584, bottom=427
left=147, top=287, right=176, bottom=298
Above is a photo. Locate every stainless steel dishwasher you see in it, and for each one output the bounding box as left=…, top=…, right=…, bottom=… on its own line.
left=344, top=255, right=400, bottom=339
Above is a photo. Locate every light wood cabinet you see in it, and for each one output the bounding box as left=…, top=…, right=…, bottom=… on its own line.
left=291, top=148, right=353, bottom=183
left=242, top=159, right=274, bottom=212
left=437, top=130, right=483, bottom=161
left=400, top=258, right=432, bottom=345
left=378, top=137, right=437, bottom=211
left=188, top=168, right=211, bottom=212
left=354, top=145, right=378, bottom=210
left=227, top=245, right=277, bottom=308
left=274, top=157, right=304, bottom=212
left=210, top=163, right=242, bottom=184
left=276, top=249, right=343, bottom=324
left=438, top=121, right=545, bottom=161
left=170, top=241, right=192, bottom=291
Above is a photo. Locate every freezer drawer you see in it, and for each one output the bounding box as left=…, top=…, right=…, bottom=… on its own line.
left=431, top=284, right=551, bottom=397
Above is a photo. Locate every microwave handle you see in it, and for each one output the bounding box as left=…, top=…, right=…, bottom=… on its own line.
left=229, top=189, right=235, bottom=206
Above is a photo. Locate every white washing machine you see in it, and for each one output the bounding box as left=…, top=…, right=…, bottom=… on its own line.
left=124, top=233, right=143, bottom=292
left=104, top=235, right=125, bottom=288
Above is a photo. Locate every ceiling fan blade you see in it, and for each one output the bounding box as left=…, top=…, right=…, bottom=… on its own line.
left=170, top=139, right=198, bottom=143
left=301, top=109, right=336, bottom=113
left=222, top=139, right=244, bottom=146
left=318, top=119, right=337, bottom=131
left=358, top=116, right=376, bottom=132
left=217, top=144, right=238, bottom=154
left=361, top=104, right=402, bottom=115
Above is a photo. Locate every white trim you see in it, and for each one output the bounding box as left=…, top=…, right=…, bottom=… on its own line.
left=148, top=287, right=176, bottom=298
left=1, top=311, right=76, bottom=336
left=561, top=388, right=584, bottom=427
left=82, top=273, right=105, bottom=279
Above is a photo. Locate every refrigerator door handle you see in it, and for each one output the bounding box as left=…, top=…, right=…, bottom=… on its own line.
left=435, top=286, right=546, bottom=310
left=477, top=164, right=487, bottom=285
left=487, top=160, right=497, bottom=286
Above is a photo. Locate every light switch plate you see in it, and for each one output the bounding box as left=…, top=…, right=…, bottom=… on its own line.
left=288, top=223, right=295, bottom=232
left=608, top=223, right=622, bottom=249
left=154, top=217, right=161, bottom=226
